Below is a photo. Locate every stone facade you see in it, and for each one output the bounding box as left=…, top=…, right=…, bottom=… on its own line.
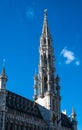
left=0, top=10, right=77, bottom=130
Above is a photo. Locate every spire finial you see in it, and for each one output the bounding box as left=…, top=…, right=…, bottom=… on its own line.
left=72, top=107, right=75, bottom=113
left=71, top=107, right=76, bottom=120
left=41, top=9, right=50, bottom=36
left=3, top=58, right=6, bottom=67
left=1, top=58, right=6, bottom=76
left=44, top=9, right=47, bottom=17
left=44, top=9, right=47, bottom=21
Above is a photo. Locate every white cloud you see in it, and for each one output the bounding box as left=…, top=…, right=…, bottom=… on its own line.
left=61, top=47, right=75, bottom=64
left=60, top=47, right=80, bottom=66
left=75, top=61, right=80, bottom=66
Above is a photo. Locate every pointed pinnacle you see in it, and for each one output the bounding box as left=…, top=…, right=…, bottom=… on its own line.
left=42, top=9, right=50, bottom=36
left=1, top=67, right=5, bottom=76
left=44, top=9, right=47, bottom=18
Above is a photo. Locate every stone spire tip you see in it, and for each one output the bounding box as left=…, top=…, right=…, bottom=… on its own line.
left=71, top=107, right=76, bottom=120
left=1, top=67, right=5, bottom=76
left=44, top=9, right=47, bottom=15
left=44, top=9, right=48, bottom=20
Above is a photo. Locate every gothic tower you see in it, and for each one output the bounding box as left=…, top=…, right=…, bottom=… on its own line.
left=0, top=67, right=8, bottom=130
left=33, top=9, right=61, bottom=126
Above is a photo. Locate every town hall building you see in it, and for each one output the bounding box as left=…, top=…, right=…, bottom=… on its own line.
left=0, top=10, right=77, bottom=130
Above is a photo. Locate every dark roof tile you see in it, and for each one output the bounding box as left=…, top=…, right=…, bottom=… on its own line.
left=6, top=90, right=43, bottom=120
left=61, top=113, right=73, bottom=129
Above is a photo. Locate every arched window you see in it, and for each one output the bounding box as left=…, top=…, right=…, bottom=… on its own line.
left=44, top=54, right=47, bottom=65
left=44, top=38, right=46, bottom=45
left=52, top=99, right=55, bottom=111
left=44, top=76, right=47, bottom=92
left=48, top=54, right=51, bottom=61
left=48, top=39, right=50, bottom=46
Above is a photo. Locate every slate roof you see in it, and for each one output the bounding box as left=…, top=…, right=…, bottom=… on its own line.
left=6, top=90, right=73, bottom=129
left=61, top=113, right=73, bottom=129
left=6, top=90, right=43, bottom=120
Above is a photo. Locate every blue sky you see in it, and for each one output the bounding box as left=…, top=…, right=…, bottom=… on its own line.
left=0, top=0, right=82, bottom=129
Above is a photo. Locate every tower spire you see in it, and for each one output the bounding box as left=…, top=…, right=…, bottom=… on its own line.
left=33, top=9, right=61, bottom=126
left=42, top=9, right=50, bottom=36
left=34, top=9, right=61, bottom=110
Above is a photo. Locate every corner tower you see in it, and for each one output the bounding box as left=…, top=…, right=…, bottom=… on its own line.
left=0, top=67, right=8, bottom=130
left=0, top=67, right=8, bottom=91
left=33, top=10, right=61, bottom=125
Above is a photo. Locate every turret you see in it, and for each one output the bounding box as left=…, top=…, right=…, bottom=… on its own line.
left=0, top=67, right=8, bottom=130
left=55, top=74, right=61, bottom=125
left=71, top=107, right=77, bottom=130
left=33, top=73, right=38, bottom=100
left=0, top=67, right=8, bottom=91
left=56, top=74, right=60, bottom=96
